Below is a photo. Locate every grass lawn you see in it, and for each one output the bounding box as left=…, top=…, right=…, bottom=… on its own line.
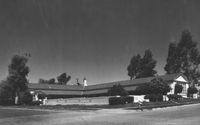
left=0, top=107, right=53, bottom=119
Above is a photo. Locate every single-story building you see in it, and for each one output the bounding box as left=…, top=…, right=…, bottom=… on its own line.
left=28, top=73, right=189, bottom=99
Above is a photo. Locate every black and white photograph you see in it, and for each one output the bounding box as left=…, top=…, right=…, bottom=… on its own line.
left=0, top=0, right=200, bottom=125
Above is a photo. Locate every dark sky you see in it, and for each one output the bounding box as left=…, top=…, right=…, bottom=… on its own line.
left=0, top=0, right=200, bottom=85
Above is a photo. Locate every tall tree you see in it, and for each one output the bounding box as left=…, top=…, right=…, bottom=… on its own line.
left=48, top=78, right=56, bottom=84
left=127, top=49, right=157, bottom=80
left=127, top=54, right=142, bottom=80
left=139, top=49, right=157, bottom=78
left=2, top=54, right=30, bottom=104
left=165, top=29, right=200, bottom=83
left=164, top=42, right=181, bottom=74
left=57, top=73, right=71, bottom=85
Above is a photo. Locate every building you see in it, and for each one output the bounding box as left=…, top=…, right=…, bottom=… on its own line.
left=28, top=73, right=189, bottom=99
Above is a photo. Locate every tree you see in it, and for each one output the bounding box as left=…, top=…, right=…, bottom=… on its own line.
left=1, top=54, right=30, bottom=104
left=187, top=86, right=198, bottom=97
left=149, top=77, right=171, bottom=95
left=38, top=78, right=56, bottom=84
left=164, top=42, right=181, bottom=74
left=107, top=84, right=128, bottom=96
left=127, top=54, right=142, bottom=80
left=38, top=78, right=49, bottom=84
left=139, top=50, right=157, bottom=78
left=144, top=77, right=171, bottom=102
left=57, top=73, right=71, bottom=85
left=48, top=78, right=55, bottom=84
left=127, top=49, right=157, bottom=80
left=165, top=29, right=200, bottom=83
left=134, top=77, right=171, bottom=95
left=21, top=91, right=33, bottom=105
left=174, top=84, right=183, bottom=95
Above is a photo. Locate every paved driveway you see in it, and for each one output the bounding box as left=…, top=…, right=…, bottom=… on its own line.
left=0, top=104, right=200, bottom=125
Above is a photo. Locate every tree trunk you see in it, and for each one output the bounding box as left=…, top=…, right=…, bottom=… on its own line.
left=15, top=92, right=19, bottom=105
left=15, top=89, right=20, bottom=105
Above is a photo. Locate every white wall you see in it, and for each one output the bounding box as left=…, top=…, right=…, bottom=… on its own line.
left=44, top=96, right=109, bottom=105
left=168, top=81, right=176, bottom=95
left=129, top=95, right=149, bottom=103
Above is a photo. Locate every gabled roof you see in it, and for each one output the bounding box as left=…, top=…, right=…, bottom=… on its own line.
left=85, top=73, right=186, bottom=90
left=28, top=83, right=84, bottom=91
left=28, top=73, right=187, bottom=93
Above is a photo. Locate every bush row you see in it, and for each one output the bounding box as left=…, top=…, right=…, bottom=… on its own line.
left=144, top=94, right=163, bottom=102
left=109, top=96, right=133, bottom=105
left=167, top=94, right=182, bottom=101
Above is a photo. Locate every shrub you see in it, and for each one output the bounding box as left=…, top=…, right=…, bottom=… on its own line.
left=0, top=98, right=14, bottom=106
left=144, top=94, right=163, bottom=102
left=174, top=84, right=183, bottom=94
left=167, top=94, right=182, bottom=101
left=133, top=78, right=171, bottom=95
left=109, top=96, right=133, bottom=105
left=36, top=91, right=47, bottom=99
left=0, top=85, right=14, bottom=105
left=21, top=91, right=33, bottom=105
left=187, top=87, right=198, bottom=97
left=29, top=101, right=42, bottom=105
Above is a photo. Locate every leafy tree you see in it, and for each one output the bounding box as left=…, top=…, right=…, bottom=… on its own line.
left=187, top=86, right=198, bottom=97
left=134, top=77, right=171, bottom=96
left=174, top=84, right=183, bottom=95
left=164, top=42, right=181, bottom=74
left=127, top=49, right=157, bottom=80
left=149, top=77, right=171, bottom=95
left=21, top=91, right=33, bottom=105
left=141, top=78, right=171, bottom=102
left=1, top=54, right=30, bottom=104
left=165, top=29, right=200, bottom=83
left=38, top=78, right=55, bottom=84
left=38, top=78, right=48, bottom=84
left=107, top=84, right=128, bottom=96
left=139, top=50, right=157, bottom=78
left=48, top=78, right=55, bottom=84
left=127, top=54, right=142, bottom=80
left=57, top=73, right=71, bottom=85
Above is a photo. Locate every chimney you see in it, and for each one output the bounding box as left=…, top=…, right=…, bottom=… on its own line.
left=83, top=77, right=87, bottom=86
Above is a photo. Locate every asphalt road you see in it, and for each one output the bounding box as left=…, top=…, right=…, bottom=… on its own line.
left=0, top=104, right=200, bottom=125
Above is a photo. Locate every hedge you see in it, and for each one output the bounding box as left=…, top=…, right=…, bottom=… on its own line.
left=109, top=96, right=133, bottom=105
left=144, top=94, right=163, bottom=102
left=167, top=94, right=182, bottom=101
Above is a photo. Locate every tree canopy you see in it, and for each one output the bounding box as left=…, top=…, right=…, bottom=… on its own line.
left=38, top=78, right=56, bottom=84
left=57, top=73, right=71, bottom=85
left=187, top=86, right=198, bottom=97
left=0, top=54, right=30, bottom=104
left=165, top=29, right=200, bottom=83
left=127, top=49, right=157, bottom=80
left=134, top=77, right=171, bottom=95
